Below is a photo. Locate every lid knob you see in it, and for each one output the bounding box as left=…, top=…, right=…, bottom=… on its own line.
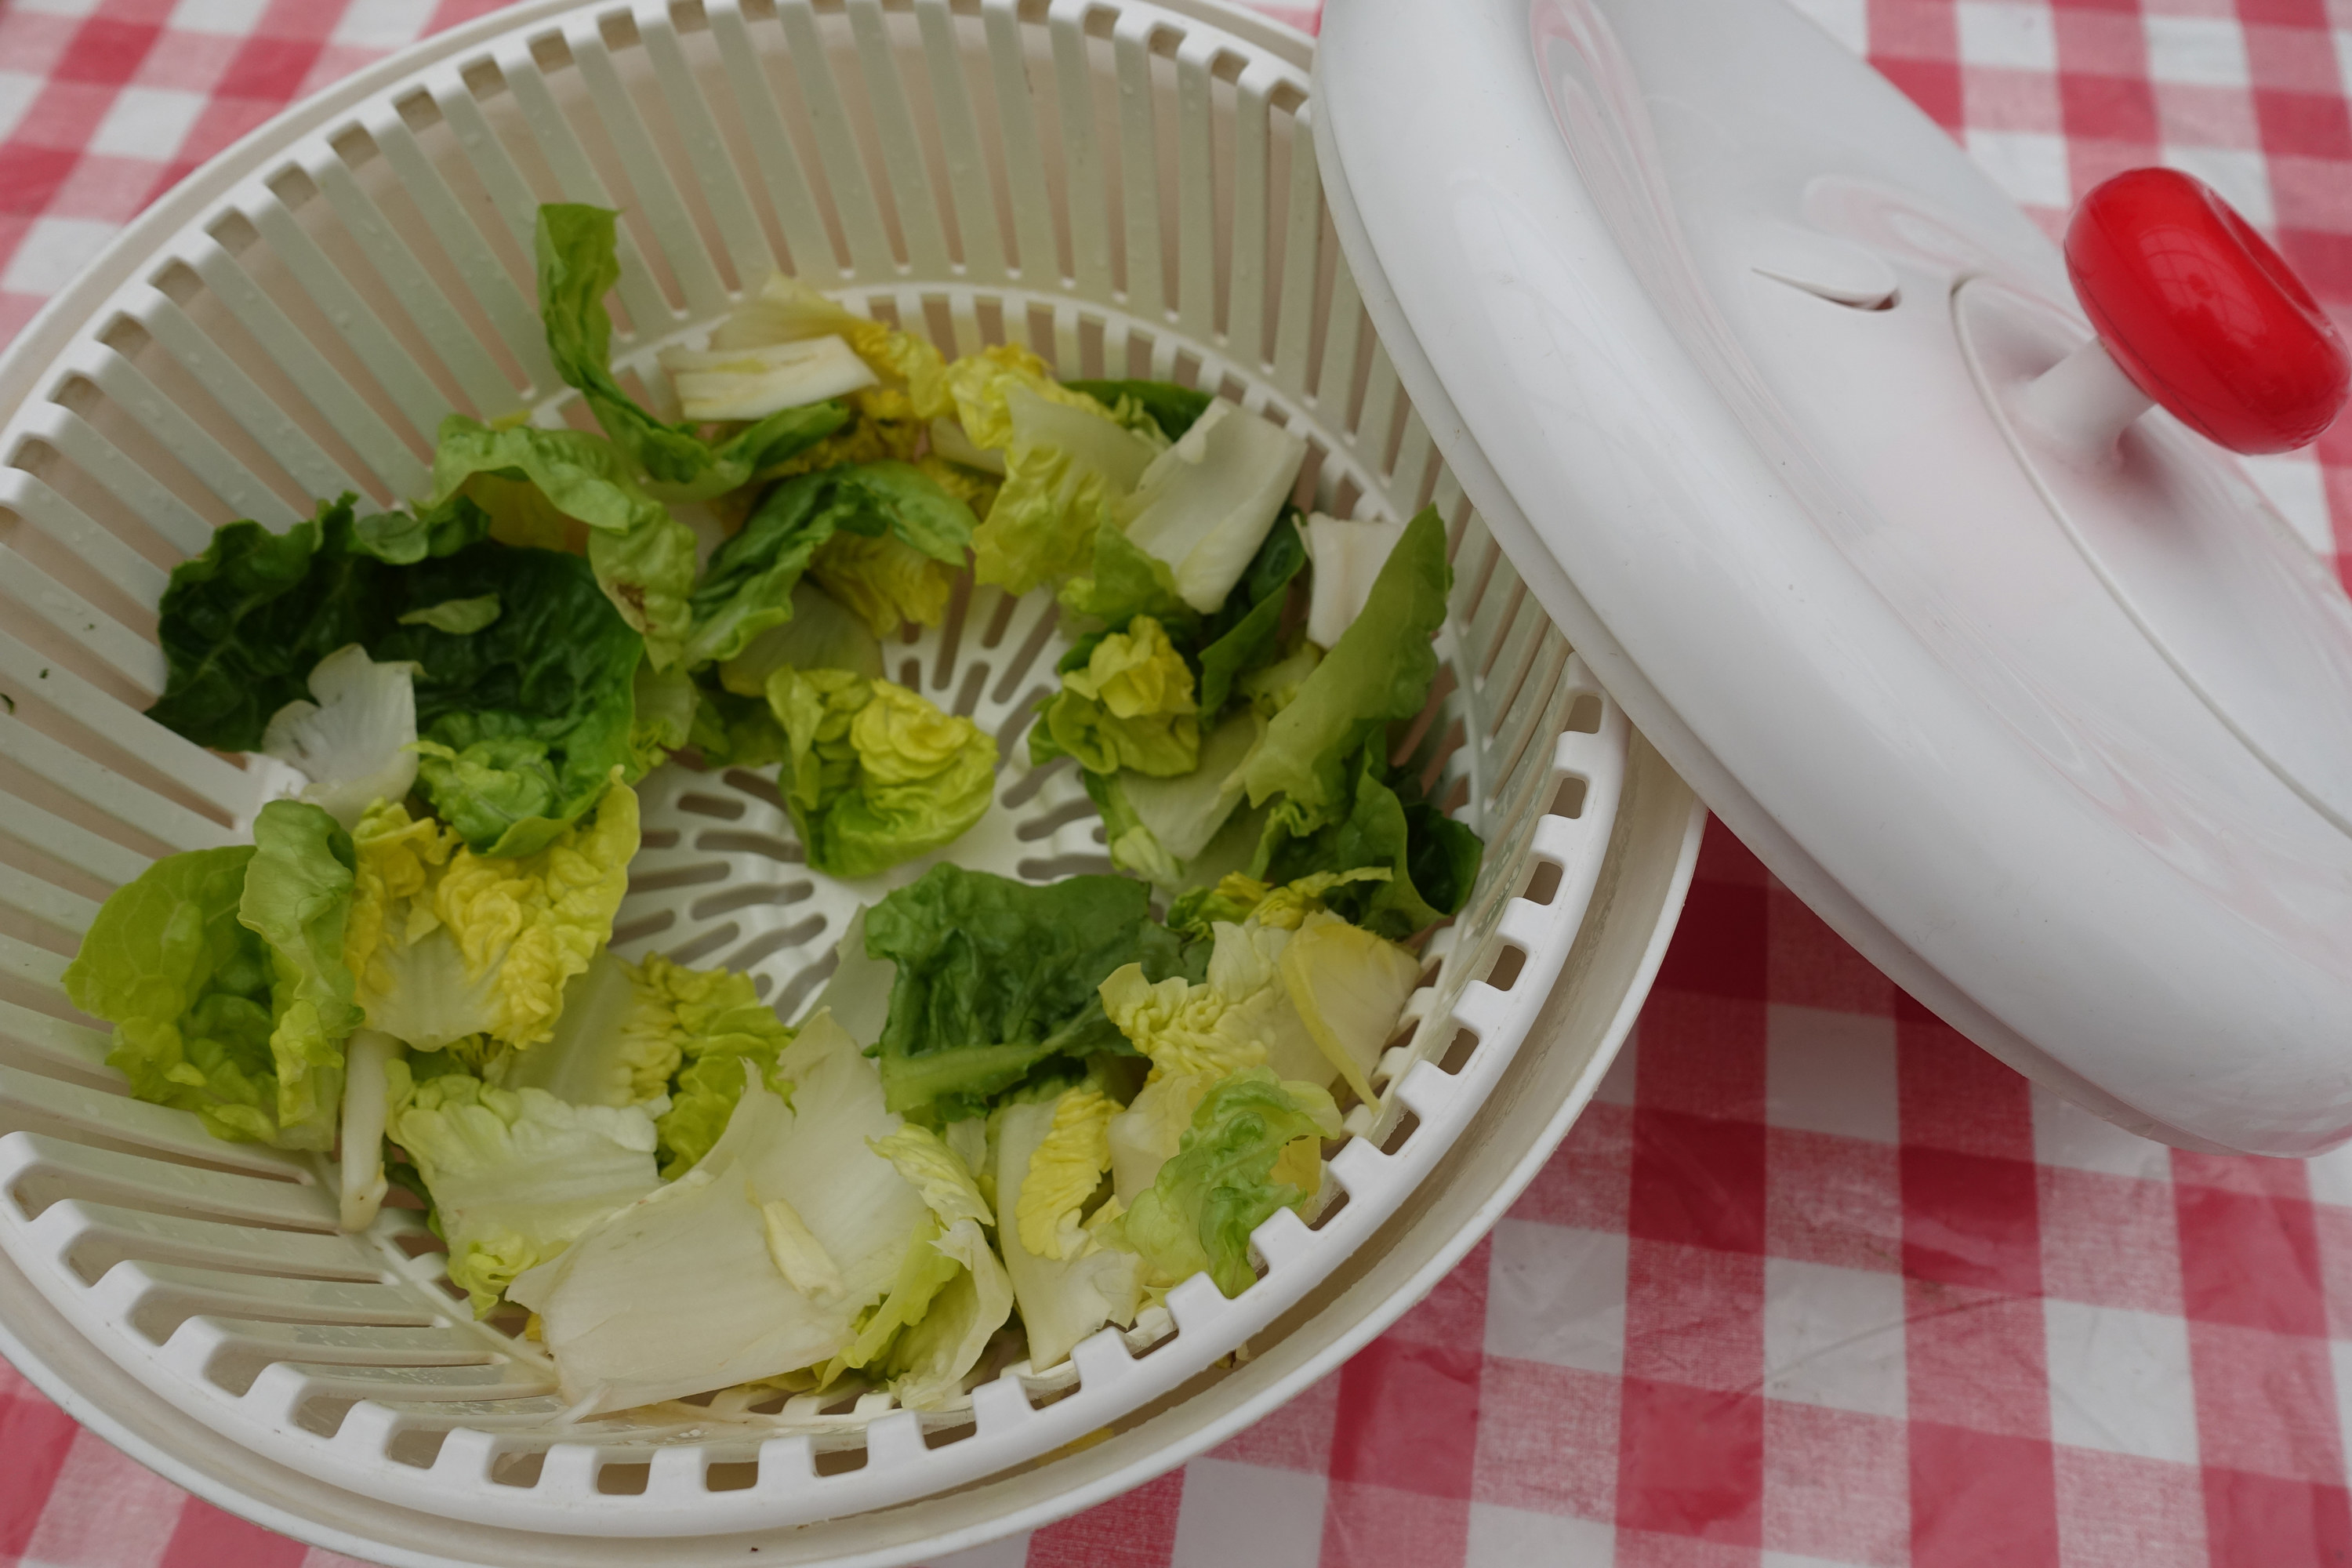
left=2014, top=168, right=2350, bottom=457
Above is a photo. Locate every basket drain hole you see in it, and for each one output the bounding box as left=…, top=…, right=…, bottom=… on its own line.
left=1566, top=694, right=1605, bottom=735
left=597, top=1461, right=651, bottom=1496
left=491, top=1450, right=546, bottom=1489
left=1378, top=1109, right=1423, bottom=1159
left=387, top=1427, right=450, bottom=1469
left=812, top=1443, right=869, bottom=1477
left=1549, top=777, right=1588, bottom=820
left=707, top=1460, right=760, bottom=1493
left=1437, top=1027, right=1481, bottom=1076
left=1484, top=945, right=1527, bottom=993
left=1523, top=860, right=1564, bottom=907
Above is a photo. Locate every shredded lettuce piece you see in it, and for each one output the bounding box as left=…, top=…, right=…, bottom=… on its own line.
left=260, top=645, right=423, bottom=831
left=343, top=786, right=636, bottom=1054
left=861, top=866, right=1193, bottom=1120
left=1119, top=400, right=1307, bottom=615
left=535, top=206, right=848, bottom=499
left=385, top=1062, right=664, bottom=1314
left=1302, top=513, right=1408, bottom=650
left=993, top=1095, right=1140, bottom=1370
left=1015, top=1086, right=1116, bottom=1261
left=769, top=672, right=997, bottom=880
left=971, top=383, right=1159, bottom=595
left=1118, top=1068, right=1340, bottom=1298
left=657, top=335, right=878, bottom=422
left=1032, top=615, right=1201, bottom=777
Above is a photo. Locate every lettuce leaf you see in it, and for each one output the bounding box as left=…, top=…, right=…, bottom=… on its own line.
left=1255, top=735, right=1482, bottom=941
left=861, top=866, right=1195, bottom=1120
left=1195, top=509, right=1306, bottom=715
left=1238, top=506, right=1450, bottom=830
left=385, top=1063, right=664, bottom=1314
left=1118, top=1067, right=1339, bottom=1298
left=971, top=384, right=1159, bottom=595
left=535, top=205, right=848, bottom=499
left=344, top=785, right=637, bottom=1054
left=64, top=803, right=362, bottom=1151
left=1056, top=519, right=1197, bottom=632
left=147, top=498, right=650, bottom=855
left=683, top=461, right=974, bottom=669
left=259, top=644, right=423, bottom=830
left=1031, top=615, right=1200, bottom=777
left=993, top=1094, right=1140, bottom=1368
left=1119, top=401, right=1307, bottom=615
left=770, top=672, right=996, bottom=879
left=504, top=949, right=797, bottom=1178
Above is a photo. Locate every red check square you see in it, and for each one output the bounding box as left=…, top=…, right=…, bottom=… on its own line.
left=1616, top=1378, right=1765, bottom=1547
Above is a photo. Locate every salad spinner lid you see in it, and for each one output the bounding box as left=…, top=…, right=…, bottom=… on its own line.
left=1313, top=0, right=2352, bottom=1154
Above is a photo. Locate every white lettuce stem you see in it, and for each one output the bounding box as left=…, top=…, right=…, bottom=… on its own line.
left=339, top=1029, right=402, bottom=1232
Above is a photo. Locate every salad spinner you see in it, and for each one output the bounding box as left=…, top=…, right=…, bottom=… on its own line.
left=2, top=0, right=2347, bottom=1559
left=0, top=0, right=1700, bottom=1561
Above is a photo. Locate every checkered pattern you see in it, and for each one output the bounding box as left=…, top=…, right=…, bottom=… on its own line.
left=4, top=1, right=2352, bottom=1565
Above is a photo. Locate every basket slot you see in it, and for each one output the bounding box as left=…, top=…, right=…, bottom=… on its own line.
left=244, top=191, right=460, bottom=446
left=1268, top=100, right=1320, bottom=397
left=0, top=794, right=151, bottom=891
left=568, top=24, right=733, bottom=318
left=0, top=873, right=96, bottom=943
left=1171, top=33, right=1223, bottom=344
left=980, top=0, right=1060, bottom=285
left=1315, top=246, right=1363, bottom=427
left=0, top=707, right=239, bottom=855
left=1225, top=61, right=1279, bottom=372
left=0, top=468, right=173, bottom=615
left=94, top=1260, right=441, bottom=1341
left=0, top=1134, right=339, bottom=1235
left=0, top=1065, right=308, bottom=1179
left=1391, top=406, right=1438, bottom=514
left=0, top=546, right=162, bottom=699
left=915, top=0, right=1011, bottom=285
left=1111, top=13, right=1167, bottom=319
left=1047, top=2, right=1115, bottom=299
left=494, top=51, right=677, bottom=347
left=636, top=10, right=779, bottom=292
left=708, top=1, right=844, bottom=280
left=232, top=1357, right=555, bottom=1403
left=0, top=931, right=67, bottom=993
left=847, top=0, right=956, bottom=278
left=19, top=405, right=217, bottom=557
left=133, top=294, right=373, bottom=506
left=775, top=1, right=902, bottom=278
left=77, top=347, right=302, bottom=529
left=28, top=1198, right=381, bottom=1285
left=0, top=1001, right=110, bottom=1086
left=183, top=1315, right=502, bottom=1373
left=1354, top=336, right=1402, bottom=481
left=305, top=143, right=532, bottom=419
left=369, top=95, right=568, bottom=396
left=183, top=235, right=433, bottom=502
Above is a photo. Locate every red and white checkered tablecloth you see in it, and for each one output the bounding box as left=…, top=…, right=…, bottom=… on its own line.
left=5, top=1, right=2352, bottom=1565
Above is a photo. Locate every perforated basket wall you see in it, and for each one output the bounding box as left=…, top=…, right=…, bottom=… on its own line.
left=0, top=0, right=1628, bottom=1537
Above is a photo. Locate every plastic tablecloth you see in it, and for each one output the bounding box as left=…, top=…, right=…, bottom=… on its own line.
left=5, top=0, right=2352, bottom=1564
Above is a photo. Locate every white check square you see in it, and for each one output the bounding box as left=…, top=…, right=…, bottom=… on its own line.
left=1467, top=1501, right=1616, bottom=1566
left=166, top=0, right=272, bottom=35
left=1965, top=129, right=2074, bottom=211
left=1170, top=1458, right=1327, bottom=1568
left=2044, top=1299, right=2199, bottom=1465
left=2032, top=1087, right=2172, bottom=1181
left=1, top=217, right=121, bottom=299
left=1763, top=1258, right=1907, bottom=1421
left=332, top=0, right=436, bottom=52
left=89, top=87, right=209, bottom=162
left=1958, top=2, right=2059, bottom=71
left=2144, top=16, right=2251, bottom=89
left=1484, top=1221, right=1628, bottom=1377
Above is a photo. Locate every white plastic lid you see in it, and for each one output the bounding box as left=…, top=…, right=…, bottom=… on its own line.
left=1315, top=0, right=2352, bottom=1154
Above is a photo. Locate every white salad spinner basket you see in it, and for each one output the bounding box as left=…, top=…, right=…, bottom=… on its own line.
left=0, top=0, right=1705, bottom=1561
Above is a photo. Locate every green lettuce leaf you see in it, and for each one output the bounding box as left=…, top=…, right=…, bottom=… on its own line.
left=1030, top=615, right=1200, bottom=777
left=1056, top=519, right=1198, bottom=632
left=536, top=205, right=847, bottom=499
left=238, top=800, right=362, bottom=1149
left=862, top=866, right=1195, bottom=1121
left=1254, top=735, right=1484, bottom=941
left=64, top=804, right=363, bottom=1152
left=684, top=461, right=975, bottom=669
left=1238, top=506, right=1450, bottom=831
left=1195, top=509, right=1306, bottom=715
left=1117, top=1066, right=1340, bottom=1298
left=770, top=670, right=996, bottom=879
left=971, top=384, right=1159, bottom=595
